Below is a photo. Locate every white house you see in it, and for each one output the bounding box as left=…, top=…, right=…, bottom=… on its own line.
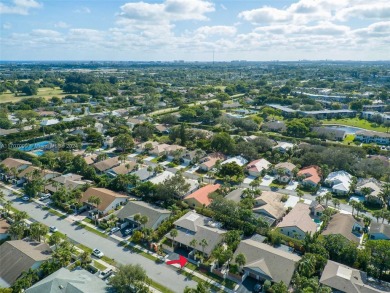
left=246, top=158, right=271, bottom=177
left=221, top=156, right=248, bottom=167
left=325, top=171, right=352, bottom=195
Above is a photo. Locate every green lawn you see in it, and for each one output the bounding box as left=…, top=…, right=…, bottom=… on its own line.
left=0, top=87, right=67, bottom=104
left=94, top=261, right=107, bottom=271
left=148, top=278, right=175, bottom=293
left=323, top=118, right=388, bottom=133
left=342, top=134, right=356, bottom=145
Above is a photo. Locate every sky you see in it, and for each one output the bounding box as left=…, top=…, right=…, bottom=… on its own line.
left=0, top=0, right=389, bottom=61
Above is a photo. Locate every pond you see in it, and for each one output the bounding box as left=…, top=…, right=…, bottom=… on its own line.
left=326, top=125, right=363, bottom=134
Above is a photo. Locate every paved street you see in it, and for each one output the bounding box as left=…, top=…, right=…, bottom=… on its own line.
left=0, top=186, right=197, bottom=293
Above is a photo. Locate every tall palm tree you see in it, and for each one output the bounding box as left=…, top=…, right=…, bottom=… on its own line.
left=139, top=215, right=148, bottom=229
left=199, top=239, right=208, bottom=258
left=189, top=238, right=197, bottom=251
left=323, top=192, right=333, bottom=207
left=169, top=229, right=178, bottom=249
left=235, top=253, right=246, bottom=269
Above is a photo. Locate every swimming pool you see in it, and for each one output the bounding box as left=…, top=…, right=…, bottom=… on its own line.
left=17, top=141, right=53, bottom=152
left=31, top=150, right=45, bottom=156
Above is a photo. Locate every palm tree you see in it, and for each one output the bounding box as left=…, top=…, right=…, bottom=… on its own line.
left=140, top=215, right=148, bottom=229
left=9, top=221, right=26, bottom=239
left=87, top=196, right=101, bottom=225
left=169, top=229, right=178, bottom=249
left=315, top=196, right=323, bottom=205
left=14, top=211, right=28, bottom=222
left=372, top=210, right=383, bottom=223
left=79, top=251, right=92, bottom=267
left=235, top=253, right=246, bottom=269
left=355, top=202, right=365, bottom=216
left=350, top=200, right=358, bottom=215
left=323, top=192, right=333, bottom=207
left=332, top=198, right=340, bottom=209
left=29, top=222, right=48, bottom=242
left=2, top=201, right=11, bottom=217
left=199, top=239, right=208, bottom=258
left=0, top=190, right=5, bottom=203
left=189, top=238, right=197, bottom=251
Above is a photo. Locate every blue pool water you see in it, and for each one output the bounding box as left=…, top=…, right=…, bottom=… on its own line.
left=327, top=125, right=363, bottom=134
left=18, top=141, right=52, bottom=151
left=313, top=219, right=322, bottom=224
left=32, top=150, right=45, bottom=156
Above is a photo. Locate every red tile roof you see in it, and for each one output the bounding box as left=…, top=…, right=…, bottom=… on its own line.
left=185, top=184, right=220, bottom=206
left=298, top=166, right=321, bottom=184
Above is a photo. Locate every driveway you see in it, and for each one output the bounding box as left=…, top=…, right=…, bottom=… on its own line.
left=236, top=276, right=259, bottom=293
left=285, top=181, right=298, bottom=191
left=243, top=176, right=256, bottom=184
left=0, top=186, right=197, bottom=292
left=260, top=175, right=275, bottom=186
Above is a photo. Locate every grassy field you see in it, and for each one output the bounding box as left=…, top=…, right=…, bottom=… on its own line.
left=342, top=134, right=356, bottom=145
left=323, top=118, right=388, bottom=133
left=0, top=87, right=66, bottom=103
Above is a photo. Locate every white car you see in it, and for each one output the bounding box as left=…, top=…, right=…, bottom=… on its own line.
left=93, top=248, right=104, bottom=258
left=22, top=196, right=30, bottom=201
left=40, top=194, right=51, bottom=200
left=49, top=226, right=58, bottom=233
left=109, top=227, right=120, bottom=234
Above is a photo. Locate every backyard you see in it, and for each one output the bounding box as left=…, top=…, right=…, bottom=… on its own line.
left=323, top=118, right=388, bottom=133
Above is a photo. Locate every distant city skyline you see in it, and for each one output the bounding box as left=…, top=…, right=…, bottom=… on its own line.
left=1, top=0, right=389, bottom=61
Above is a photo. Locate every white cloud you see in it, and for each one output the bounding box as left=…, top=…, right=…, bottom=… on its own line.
left=118, top=0, right=214, bottom=23
left=220, top=4, right=227, bottom=10
left=74, top=7, right=91, bottom=14
left=54, top=21, right=70, bottom=28
left=194, top=25, right=237, bottom=36
left=31, top=29, right=61, bottom=37
left=0, top=0, right=41, bottom=15
left=2, top=22, right=11, bottom=29
left=336, top=3, right=390, bottom=21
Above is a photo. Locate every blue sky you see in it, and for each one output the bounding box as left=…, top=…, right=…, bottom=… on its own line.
left=1, top=0, right=389, bottom=61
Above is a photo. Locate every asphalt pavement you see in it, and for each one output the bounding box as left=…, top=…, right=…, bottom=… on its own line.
left=0, top=186, right=197, bottom=293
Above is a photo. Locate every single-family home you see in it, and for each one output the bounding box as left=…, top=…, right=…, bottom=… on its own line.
left=149, top=143, right=171, bottom=157
left=132, top=168, right=153, bottom=182
left=0, top=158, right=32, bottom=181
left=369, top=223, right=390, bottom=240
left=225, top=188, right=245, bottom=203
left=106, top=162, right=137, bottom=177
left=184, top=184, right=220, bottom=208
left=253, top=191, right=286, bottom=221
left=221, top=156, right=248, bottom=167
left=277, top=203, right=318, bottom=239
left=261, top=121, right=286, bottom=133
left=117, top=201, right=171, bottom=230
left=309, top=200, right=325, bottom=217
left=45, top=173, right=90, bottom=193
left=232, top=239, right=301, bottom=285
left=135, top=141, right=160, bottom=153
left=80, top=187, right=128, bottom=215
left=17, top=166, right=60, bottom=185
left=40, top=119, right=59, bottom=126
left=155, top=124, right=170, bottom=134
left=273, top=162, right=296, bottom=183
left=83, top=154, right=98, bottom=165
left=273, top=142, right=294, bottom=153
left=356, top=179, right=383, bottom=206
left=126, top=118, right=144, bottom=129
left=149, top=171, right=198, bottom=196
left=325, top=171, right=353, bottom=195
left=297, top=165, right=321, bottom=187
left=0, top=219, right=10, bottom=241
left=246, top=158, right=271, bottom=177
left=321, top=213, right=363, bottom=244
left=0, top=240, right=51, bottom=287
left=320, top=260, right=388, bottom=293
left=25, top=267, right=109, bottom=293
left=199, top=153, right=226, bottom=172
left=165, top=145, right=187, bottom=160
left=93, top=157, right=120, bottom=174
left=182, top=150, right=207, bottom=165
left=166, top=211, right=226, bottom=257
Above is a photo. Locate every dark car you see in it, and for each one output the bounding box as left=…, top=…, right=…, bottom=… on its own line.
left=253, top=283, right=262, bottom=292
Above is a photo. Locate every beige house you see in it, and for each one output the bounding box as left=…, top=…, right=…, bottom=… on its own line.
left=199, top=153, right=226, bottom=172
left=81, top=187, right=128, bottom=215
left=232, top=239, right=301, bottom=285
left=273, top=162, right=296, bottom=183
left=321, top=213, right=364, bottom=244
left=0, top=158, right=32, bottom=181
left=253, top=191, right=286, bottom=220
left=0, top=240, right=51, bottom=287
left=277, top=203, right=318, bottom=239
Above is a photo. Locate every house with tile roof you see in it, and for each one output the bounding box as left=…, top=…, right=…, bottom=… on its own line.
left=356, top=179, right=383, bottom=206
left=232, top=239, right=301, bottom=285
left=80, top=187, right=128, bottom=215
left=117, top=200, right=171, bottom=230
left=25, top=267, right=108, bottom=293
left=166, top=211, right=226, bottom=257
left=325, top=170, right=353, bottom=195
left=321, top=213, right=364, bottom=244
left=0, top=158, right=32, bottom=181
left=199, top=153, right=226, bottom=172
left=320, top=260, right=390, bottom=293
left=183, top=184, right=220, bottom=208
left=246, top=158, right=271, bottom=177
left=297, top=165, right=322, bottom=187
left=277, top=202, right=318, bottom=240
left=0, top=240, right=51, bottom=287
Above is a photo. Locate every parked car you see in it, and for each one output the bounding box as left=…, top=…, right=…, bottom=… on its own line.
left=22, top=196, right=30, bottom=201
left=49, top=226, right=58, bottom=233
left=99, top=269, right=114, bottom=280
left=40, top=194, right=51, bottom=201
left=124, top=228, right=133, bottom=235
left=109, top=227, right=120, bottom=234
left=93, top=248, right=104, bottom=258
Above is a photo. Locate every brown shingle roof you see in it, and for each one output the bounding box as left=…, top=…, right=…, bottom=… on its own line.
left=277, top=203, right=317, bottom=233
left=321, top=213, right=363, bottom=243
left=1, top=158, right=32, bottom=170
left=0, top=240, right=51, bottom=286
left=81, top=187, right=128, bottom=212
left=93, top=157, right=120, bottom=172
